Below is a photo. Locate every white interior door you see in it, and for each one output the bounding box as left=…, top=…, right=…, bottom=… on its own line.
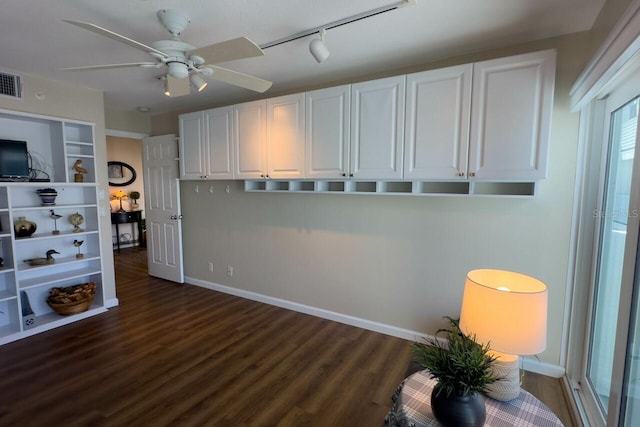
left=142, top=134, right=184, bottom=283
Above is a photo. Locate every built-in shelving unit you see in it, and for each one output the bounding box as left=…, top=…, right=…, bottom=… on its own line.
left=0, top=108, right=107, bottom=346
left=245, top=180, right=537, bottom=197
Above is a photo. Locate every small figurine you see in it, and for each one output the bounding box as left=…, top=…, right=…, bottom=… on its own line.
left=24, top=249, right=60, bottom=266
left=72, top=159, right=88, bottom=182
left=69, top=212, right=84, bottom=233
left=73, top=239, right=84, bottom=259
left=50, top=210, right=62, bottom=235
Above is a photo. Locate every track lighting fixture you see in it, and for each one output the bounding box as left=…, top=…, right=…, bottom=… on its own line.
left=260, top=0, right=415, bottom=66
left=190, top=73, right=208, bottom=92
left=309, top=29, right=330, bottom=63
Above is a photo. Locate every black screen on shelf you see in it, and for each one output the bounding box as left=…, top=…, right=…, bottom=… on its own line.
left=0, top=139, right=29, bottom=179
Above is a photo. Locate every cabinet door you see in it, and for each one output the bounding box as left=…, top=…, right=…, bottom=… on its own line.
left=179, top=111, right=206, bottom=179
left=267, top=93, right=305, bottom=179
left=306, top=85, right=350, bottom=179
left=351, top=76, right=405, bottom=179
left=469, top=49, right=556, bottom=180
left=405, top=65, right=472, bottom=179
left=234, top=100, right=267, bottom=179
left=204, top=106, right=234, bottom=179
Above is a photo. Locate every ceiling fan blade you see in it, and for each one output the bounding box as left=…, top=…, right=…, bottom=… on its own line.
left=61, top=62, right=158, bottom=71
left=188, top=37, right=264, bottom=65
left=204, top=66, right=272, bottom=93
left=63, top=19, right=168, bottom=58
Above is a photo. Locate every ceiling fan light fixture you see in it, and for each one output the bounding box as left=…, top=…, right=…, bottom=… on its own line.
left=309, top=29, right=330, bottom=63
left=167, top=62, right=189, bottom=79
left=162, top=76, right=171, bottom=96
left=190, top=73, right=208, bottom=92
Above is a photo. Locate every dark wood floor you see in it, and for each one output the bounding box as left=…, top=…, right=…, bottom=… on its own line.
left=0, top=247, right=575, bottom=426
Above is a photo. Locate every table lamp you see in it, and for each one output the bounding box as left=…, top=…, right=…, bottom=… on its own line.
left=113, top=190, right=127, bottom=212
left=459, top=269, right=548, bottom=401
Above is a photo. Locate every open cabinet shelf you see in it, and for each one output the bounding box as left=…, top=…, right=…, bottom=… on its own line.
left=0, top=108, right=106, bottom=346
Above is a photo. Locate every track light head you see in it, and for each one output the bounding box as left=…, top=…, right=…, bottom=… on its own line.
left=309, top=29, right=330, bottom=63
left=190, top=73, right=208, bottom=92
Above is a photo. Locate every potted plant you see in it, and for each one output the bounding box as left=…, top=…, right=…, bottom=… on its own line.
left=129, top=191, right=140, bottom=210
left=411, top=317, right=498, bottom=427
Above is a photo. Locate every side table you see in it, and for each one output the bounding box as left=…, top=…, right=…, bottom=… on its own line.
left=111, top=210, right=144, bottom=252
left=383, top=370, right=564, bottom=426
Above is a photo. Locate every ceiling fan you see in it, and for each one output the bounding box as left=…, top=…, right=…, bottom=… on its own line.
left=61, top=9, right=272, bottom=97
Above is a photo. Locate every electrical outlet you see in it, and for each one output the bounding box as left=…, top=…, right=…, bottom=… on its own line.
left=208, top=262, right=214, bottom=273
left=227, top=265, right=233, bottom=277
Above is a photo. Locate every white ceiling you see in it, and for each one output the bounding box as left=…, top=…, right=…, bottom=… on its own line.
left=1, top=0, right=606, bottom=115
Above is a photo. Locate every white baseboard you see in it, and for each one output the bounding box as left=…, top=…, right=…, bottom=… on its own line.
left=522, top=356, right=566, bottom=378
left=105, top=298, right=119, bottom=308
left=185, top=276, right=565, bottom=378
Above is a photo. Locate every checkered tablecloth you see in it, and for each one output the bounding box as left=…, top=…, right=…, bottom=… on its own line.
left=383, top=370, right=564, bottom=427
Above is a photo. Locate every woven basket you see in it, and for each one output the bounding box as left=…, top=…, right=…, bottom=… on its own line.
left=47, top=294, right=95, bottom=316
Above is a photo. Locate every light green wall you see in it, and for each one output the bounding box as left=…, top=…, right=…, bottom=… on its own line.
left=155, top=31, right=594, bottom=369
left=105, top=108, right=151, bottom=135
left=589, top=0, right=635, bottom=54
left=0, top=73, right=116, bottom=304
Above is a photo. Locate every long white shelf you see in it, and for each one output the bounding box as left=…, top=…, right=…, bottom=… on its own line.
left=19, top=266, right=102, bottom=289
left=17, top=254, right=100, bottom=273
left=244, top=180, right=537, bottom=197
left=14, top=229, right=99, bottom=242
left=10, top=203, right=97, bottom=211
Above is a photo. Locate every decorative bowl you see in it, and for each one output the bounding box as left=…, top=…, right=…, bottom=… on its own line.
left=47, top=282, right=96, bottom=316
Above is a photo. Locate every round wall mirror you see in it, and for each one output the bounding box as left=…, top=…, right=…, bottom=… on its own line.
left=108, top=161, right=137, bottom=187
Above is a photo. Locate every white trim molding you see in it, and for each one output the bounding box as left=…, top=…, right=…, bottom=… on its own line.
left=106, top=129, right=149, bottom=139
left=104, top=298, right=120, bottom=308
left=570, top=0, right=640, bottom=111
left=186, top=276, right=565, bottom=378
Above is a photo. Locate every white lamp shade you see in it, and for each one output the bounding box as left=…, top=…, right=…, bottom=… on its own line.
left=459, top=269, right=548, bottom=356
left=309, top=38, right=330, bottom=63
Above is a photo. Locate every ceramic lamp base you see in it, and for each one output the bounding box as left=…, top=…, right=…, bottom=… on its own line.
left=486, top=351, right=521, bottom=401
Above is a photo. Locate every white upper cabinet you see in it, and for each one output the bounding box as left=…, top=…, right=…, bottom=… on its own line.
left=469, top=49, right=556, bottom=180
left=267, top=93, right=305, bottom=179
left=234, top=100, right=267, bottom=179
left=350, top=76, right=405, bottom=179
left=305, top=85, right=351, bottom=179
left=180, top=49, right=555, bottom=188
left=179, top=108, right=234, bottom=180
left=204, top=106, right=234, bottom=179
left=179, top=111, right=206, bottom=179
left=404, top=64, right=472, bottom=180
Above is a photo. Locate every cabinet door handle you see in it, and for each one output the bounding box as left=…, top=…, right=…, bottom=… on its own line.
left=469, top=172, right=476, bottom=177
left=260, top=174, right=264, bottom=178
left=349, top=173, right=354, bottom=177
left=458, top=172, right=464, bottom=177
left=170, top=214, right=184, bottom=220
left=342, top=173, right=346, bottom=177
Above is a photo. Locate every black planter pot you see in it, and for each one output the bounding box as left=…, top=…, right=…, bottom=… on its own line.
left=431, top=384, right=486, bottom=427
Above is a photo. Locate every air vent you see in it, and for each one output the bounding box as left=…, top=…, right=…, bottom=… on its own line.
left=0, top=71, right=22, bottom=99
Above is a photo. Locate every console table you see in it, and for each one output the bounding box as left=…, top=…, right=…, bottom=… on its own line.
left=111, top=210, right=143, bottom=252
left=383, top=370, right=563, bottom=426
